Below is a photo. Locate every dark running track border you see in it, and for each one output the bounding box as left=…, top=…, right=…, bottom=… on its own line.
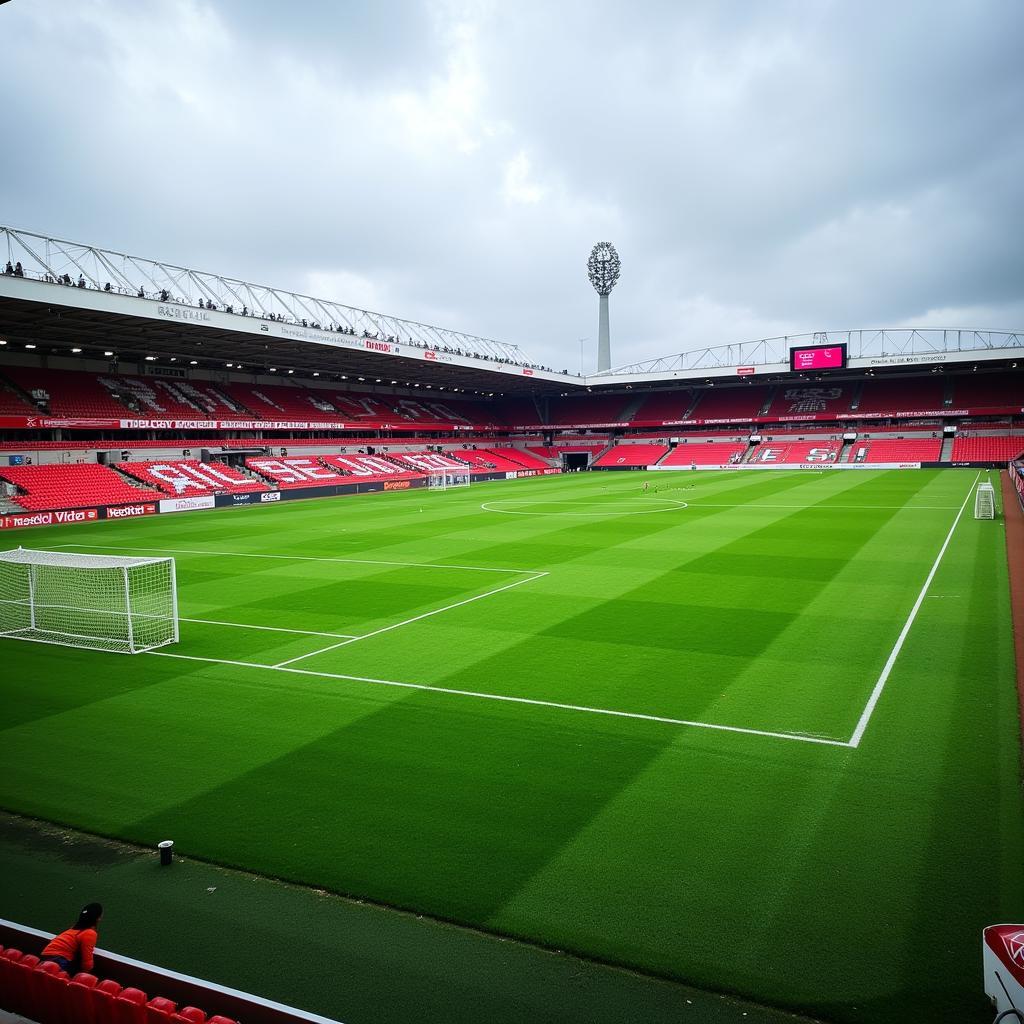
left=1000, top=467, right=1024, bottom=755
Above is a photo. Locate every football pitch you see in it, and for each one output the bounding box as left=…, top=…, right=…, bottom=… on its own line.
left=1, top=468, right=1021, bottom=1023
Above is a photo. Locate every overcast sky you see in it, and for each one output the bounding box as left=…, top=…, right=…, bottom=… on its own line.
left=2, top=0, right=1022, bottom=371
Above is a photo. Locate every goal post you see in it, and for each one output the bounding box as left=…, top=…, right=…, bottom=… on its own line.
left=428, top=469, right=472, bottom=490
left=974, top=481, right=996, bottom=520
left=0, top=547, right=178, bottom=654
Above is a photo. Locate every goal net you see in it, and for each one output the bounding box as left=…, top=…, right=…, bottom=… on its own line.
left=0, top=547, right=178, bottom=654
left=428, top=469, right=472, bottom=490
left=974, top=481, right=996, bottom=520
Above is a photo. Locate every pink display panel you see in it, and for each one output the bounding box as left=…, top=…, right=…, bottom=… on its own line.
left=789, top=344, right=847, bottom=371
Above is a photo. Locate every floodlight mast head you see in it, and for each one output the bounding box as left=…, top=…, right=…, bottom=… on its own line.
left=587, top=242, right=620, bottom=371
left=587, top=242, right=621, bottom=296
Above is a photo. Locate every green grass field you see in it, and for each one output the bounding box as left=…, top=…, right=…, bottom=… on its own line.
left=1, top=468, right=1021, bottom=1023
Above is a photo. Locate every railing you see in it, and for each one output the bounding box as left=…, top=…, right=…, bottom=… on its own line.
left=604, top=328, right=1024, bottom=375
left=0, top=226, right=548, bottom=370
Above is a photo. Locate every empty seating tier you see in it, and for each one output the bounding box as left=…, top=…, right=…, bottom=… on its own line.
left=687, top=386, right=772, bottom=422
left=320, top=455, right=425, bottom=483
left=950, top=435, right=1024, bottom=462
left=764, top=385, right=852, bottom=419
left=591, top=444, right=669, bottom=468
left=119, top=460, right=268, bottom=495
left=244, top=457, right=349, bottom=488
left=747, top=440, right=842, bottom=464
left=855, top=379, right=946, bottom=416
left=0, top=464, right=160, bottom=510
left=4, top=368, right=132, bottom=417
left=546, top=395, right=631, bottom=425
left=660, top=442, right=748, bottom=466
left=847, top=438, right=943, bottom=463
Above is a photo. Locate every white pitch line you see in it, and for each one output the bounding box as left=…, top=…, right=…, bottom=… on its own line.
left=49, top=544, right=538, bottom=575
left=144, top=650, right=851, bottom=747
left=273, top=572, right=548, bottom=668
left=847, top=472, right=980, bottom=748
left=687, top=503, right=961, bottom=511
left=180, top=618, right=358, bottom=639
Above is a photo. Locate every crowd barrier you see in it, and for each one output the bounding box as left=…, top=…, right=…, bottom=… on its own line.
left=0, top=919, right=342, bottom=1024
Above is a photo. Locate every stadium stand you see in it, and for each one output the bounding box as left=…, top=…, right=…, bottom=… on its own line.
left=489, top=448, right=552, bottom=470
left=119, top=460, right=269, bottom=495
left=386, top=451, right=470, bottom=473
left=847, top=438, right=943, bottom=463
left=0, top=380, right=34, bottom=415
left=3, top=367, right=133, bottom=418
left=0, top=463, right=160, bottom=510
left=764, top=384, right=852, bottom=420
left=320, top=455, right=424, bottom=482
left=524, top=446, right=561, bottom=462
left=855, top=378, right=946, bottom=416
left=660, top=441, right=748, bottom=466
left=450, top=449, right=534, bottom=473
left=686, top=385, right=771, bottom=421
left=497, top=398, right=543, bottom=426
left=591, top=443, right=669, bottom=468
left=220, top=382, right=347, bottom=421
left=747, top=440, right=842, bottom=464
left=629, top=390, right=695, bottom=423
left=950, top=434, right=1024, bottom=462
left=244, top=458, right=349, bottom=488
left=546, top=395, right=631, bottom=425
left=951, top=375, right=1024, bottom=413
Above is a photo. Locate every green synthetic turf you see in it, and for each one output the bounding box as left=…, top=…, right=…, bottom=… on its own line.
left=0, top=468, right=1020, bottom=1023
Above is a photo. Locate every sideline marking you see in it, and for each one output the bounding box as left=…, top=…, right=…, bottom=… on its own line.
left=847, top=472, right=980, bottom=748
left=687, top=502, right=960, bottom=511
left=481, top=499, right=688, bottom=517
left=50, top=544, right=537, bottom=575
left=145, top=650, right=851, bottom=748
left=274, top=571, right=547, bottom=667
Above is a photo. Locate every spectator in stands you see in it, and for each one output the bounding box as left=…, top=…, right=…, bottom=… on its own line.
left=77, top=275, right=86, bottom=288
left=40, top=903, right=103, bottom=975
left=3, top=261, right=12, bottom=275
left=14, top=261, right=24, bottom=277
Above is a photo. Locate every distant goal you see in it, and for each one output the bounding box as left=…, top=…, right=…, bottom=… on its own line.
left=974, top=481, right=996, bottom=520
left=428, top=469, right=472, bottom=490
left=0, top=548, right=178, bottom=654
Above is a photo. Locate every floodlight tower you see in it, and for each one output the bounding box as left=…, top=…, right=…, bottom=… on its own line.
left=587, top=242, right=621, bottom=372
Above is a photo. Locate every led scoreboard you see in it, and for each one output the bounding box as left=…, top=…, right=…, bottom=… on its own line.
left=789, top=342, right=848, bottom=371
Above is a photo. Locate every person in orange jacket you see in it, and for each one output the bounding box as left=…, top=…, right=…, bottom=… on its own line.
left=40, top=903, right=103, bottom=975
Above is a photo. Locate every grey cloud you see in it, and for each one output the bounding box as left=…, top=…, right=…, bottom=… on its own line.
left=1, top=0, right=1021, bottom=370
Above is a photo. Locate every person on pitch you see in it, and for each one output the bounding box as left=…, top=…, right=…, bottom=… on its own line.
left=40, top=903, right=103, bottom=975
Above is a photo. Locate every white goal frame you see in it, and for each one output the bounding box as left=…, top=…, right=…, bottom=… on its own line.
left=428, top=469, right=472, bottom=490
left=974, top=481, right=996, bottom=519
left=0, top=547, right=178, bottom=654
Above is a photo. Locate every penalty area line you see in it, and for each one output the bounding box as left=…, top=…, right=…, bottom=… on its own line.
left=847, top=471, right=980, bottom=748
left=143, top=650, right=852, bottom=747
left=273, top=571, right=549, bottom=667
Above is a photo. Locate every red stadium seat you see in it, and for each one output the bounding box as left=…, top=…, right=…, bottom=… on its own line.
left=112, top=987, right=149, bottom=1024
left=6, top=952, right=38, bottom=1017
left=0, top=947, right=20, bottom=1009
left=30, top=959, right=69, bottom=1024
left=145, top=996, right=178, bottom=1023
left=91, top=978, right=124, bottom=1022
left=169, top=1008, right=206, bottom=1024
left=67, top=973, right=100, bottom=1024
left=206, top=1017, right=238, bottom=1024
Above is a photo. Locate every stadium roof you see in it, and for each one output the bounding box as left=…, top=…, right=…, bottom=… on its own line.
left=2, top=227, right=1021, bottom=393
